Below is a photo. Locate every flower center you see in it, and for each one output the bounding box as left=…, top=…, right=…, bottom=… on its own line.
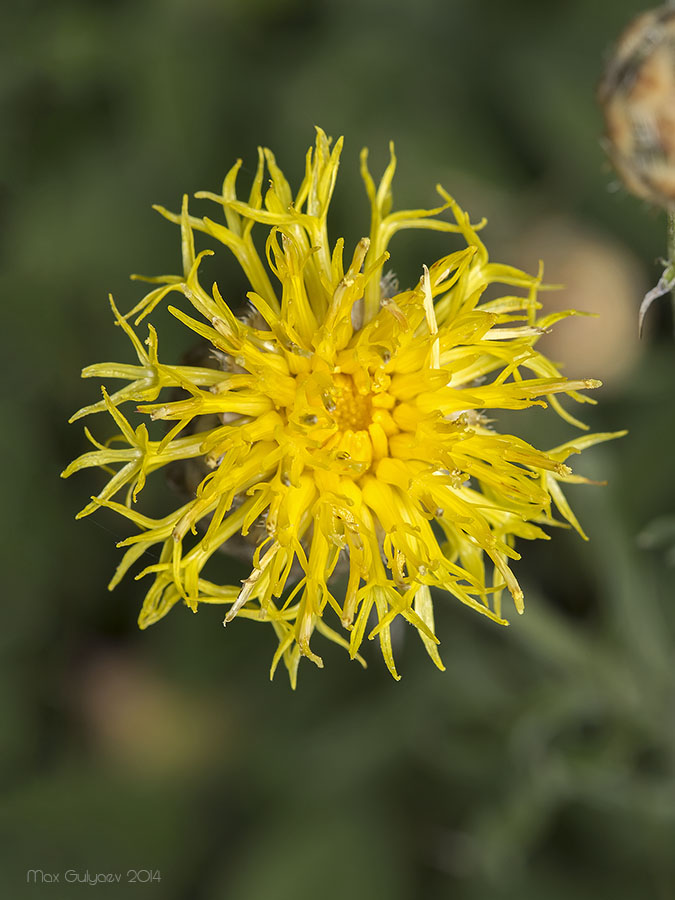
left=332, top=373, right=372, bottom=431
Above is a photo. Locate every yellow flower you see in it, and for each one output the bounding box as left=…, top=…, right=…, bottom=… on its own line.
left=63, top=128, right=623, bottom=686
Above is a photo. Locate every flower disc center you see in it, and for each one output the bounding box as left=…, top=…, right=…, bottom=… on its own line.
left=332, top=374, right=372, bottom=431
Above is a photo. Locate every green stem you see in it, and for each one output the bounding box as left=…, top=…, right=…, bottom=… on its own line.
left=668, top=212, right=675, bottom=337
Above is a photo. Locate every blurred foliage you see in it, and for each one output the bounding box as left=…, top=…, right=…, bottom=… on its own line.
left=2, top=0, right=675, bottom=898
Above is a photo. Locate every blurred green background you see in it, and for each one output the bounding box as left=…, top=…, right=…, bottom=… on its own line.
left=2, top=0, right=675, bottom=897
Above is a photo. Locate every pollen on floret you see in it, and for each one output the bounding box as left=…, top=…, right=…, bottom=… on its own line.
left=331, top=374, right=373, bottom=432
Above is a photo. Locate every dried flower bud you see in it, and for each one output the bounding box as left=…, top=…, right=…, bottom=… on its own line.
left=599, top=5, right=675, bottom=207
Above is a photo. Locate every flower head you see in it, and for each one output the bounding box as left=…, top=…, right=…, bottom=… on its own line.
left=63, top=129, right=623, bottom=686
